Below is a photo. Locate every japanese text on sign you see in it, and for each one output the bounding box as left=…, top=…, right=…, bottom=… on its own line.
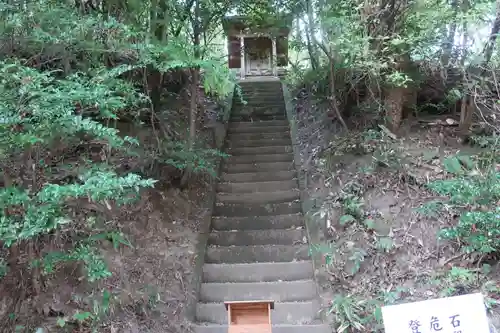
left=382, top=293, right=490, bottom=333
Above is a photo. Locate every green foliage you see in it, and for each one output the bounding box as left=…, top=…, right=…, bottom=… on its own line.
left=0, top=172, right=154, bottom=247
left=416, top=200, right=444, bottom=218
left=443, top=154, right=475, bottom=175
left=375, top=237, right=394, bottom=253
left=341, top=194, right=364, bottom=219
left=162, top=141, right=229, bottom=177
left=340, top=214, right=356, bottom=225
left=348, top=248, right=367, bottom=275
left=309, top=242, right=337, bottom=266
left=425, top=151, right=500, bottom=254
left=0, top=2, right=162, bottom=304
left=329, top=294, right=370, bottom=333
left=440, top=207, right=500, bottom=254
left=372, top=138, right=404, bottom=169
left=469, top=135, right=500, bottom=148
left=88, top=231, right=133, bottom=249
left=386, top=71, right=413, bottom=88
left=379, top=286, right=408, bottom=305
left=327, top=289, right=411, bottom=333
left=428, top=171, right=500, bottom=206
left=0, top=0, right=237, bottom=302
left=0, top=60, right=142, bottom=147
left=56, top=289, right=112, bottom=330
left=34, top=244, right=111, bottom=282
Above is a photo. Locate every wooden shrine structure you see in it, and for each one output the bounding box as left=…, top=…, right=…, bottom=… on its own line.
left=222, top=16, right=291, bottom=79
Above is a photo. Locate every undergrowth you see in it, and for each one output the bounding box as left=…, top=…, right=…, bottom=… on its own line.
left=309, top=127, right=500, bottom=332
left=423, top=140, right=500, bottom=255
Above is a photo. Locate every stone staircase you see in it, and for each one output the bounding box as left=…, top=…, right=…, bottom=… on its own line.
left=193, top=80, right=329, bottom=333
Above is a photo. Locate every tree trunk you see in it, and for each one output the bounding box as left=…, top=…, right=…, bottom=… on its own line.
left=441, top=0, right=459, bottom=66
left=146, top=67, right=163, bottom=113
left=403, top=86, right=418, bottom=119
left=384, top=54, right=410, bottom=132
left=328, top=58, right=348, bottom=131
left=384, top=87, right=405, bottom=132
left=458, top=0, right=499, bottom=134
left=180, top=0, right=201, bottom=188
left=459, top=0, right=473, bottom=133
left=305, top=0, right=319, bottom=70
left=459, top=96, right=474, bottom=133
left=151, top=0, right=169, bottom=42
left=483, top=0, right=500, bottom=65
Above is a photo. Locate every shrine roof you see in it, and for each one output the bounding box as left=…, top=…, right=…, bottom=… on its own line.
left=222, top=15, right=292, bottom=36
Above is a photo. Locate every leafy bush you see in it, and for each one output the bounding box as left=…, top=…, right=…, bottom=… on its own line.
left=0, top=0, right=235, bottom=293
left=162, top=141, right=229, bottom=177
left=0, top=58, right=155, bottom=280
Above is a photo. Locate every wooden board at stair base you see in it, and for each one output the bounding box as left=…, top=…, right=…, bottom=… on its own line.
left=224, top=300, right=275, bottom=333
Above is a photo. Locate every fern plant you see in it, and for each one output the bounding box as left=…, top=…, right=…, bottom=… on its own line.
left=329, top=294, right=369, bottom=333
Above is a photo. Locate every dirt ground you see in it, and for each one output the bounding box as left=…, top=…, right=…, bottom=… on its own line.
left=293, top=92, right=500, bottom=332
left=0, top=181, right=206, bottom=333
left=97, top=185, right=205, bottom=333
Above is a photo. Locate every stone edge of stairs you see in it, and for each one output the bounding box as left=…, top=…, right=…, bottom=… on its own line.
left=280, top=83, right=327, bottom=319
left=184, top=84, right=237, bottom=323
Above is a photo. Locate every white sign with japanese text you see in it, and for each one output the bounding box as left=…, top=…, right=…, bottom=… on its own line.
left=382, top=293, right=490, bottom=333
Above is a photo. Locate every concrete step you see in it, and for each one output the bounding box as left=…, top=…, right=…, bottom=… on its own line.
left=216, top=190, right=300, bottom=205
left=240, top=81, right=282, bottom=85
left=199, top=280, right=316, bottom=303
left=213, top=201, right=301, bottom=217
left=239, top=89, right=283, bottom=95
left=220, top=170, right=296, bottom=183
left=234, top=95, right=284, bottom=101
left=195, top=300, right=320, bottom=324
left=232, top=98, right=285, bottom=107
left=237, top=98, right=284, bottom=104
left=228, top=126, right=290, bottom=137
left=217, top=180, right=298, bottom=193
left=202, top=261, right=314, bottom=282
left=211, top=214, right=304, bottom=231
left=226, top=153, right=293, bottom=164
left=205, top=244, right=309, bottom=264
left=222, top=161, right=294, bottom=173
left=239, top=80, right=282, bottom=85
left=208, top=229, right=306, bottom=246
left=230, top=114, right=287, bottom=122
left=238, top=94, right=283, bottom=100
left=226, top=138, right=292, bottom=148
left=230, top=109, right=286, bottom=115
left=229, top=120, right=289, bottom=128
left=228, top=145, right=293, bottom=155
left=240, top=91, right=283, bottom=96
left=240, top=89, right=283, bottom=94
left=238, top=93, right=283, bottom=98
left=240, top=85, right=282, bottom=89
left=194, top=324, right=330, bottom=333
left=237, top=92, right=283, bottom=98
left=227, top=125, right=289, bottom=134
left=232, top=107, right=286, bottom=114
left=232, top=102, right=285, bottom=109
left=239, top=84, right=282, bottom=89
left=239, top=84, right=282, bottom=90
left=227, top=131, right=290, bottom=141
